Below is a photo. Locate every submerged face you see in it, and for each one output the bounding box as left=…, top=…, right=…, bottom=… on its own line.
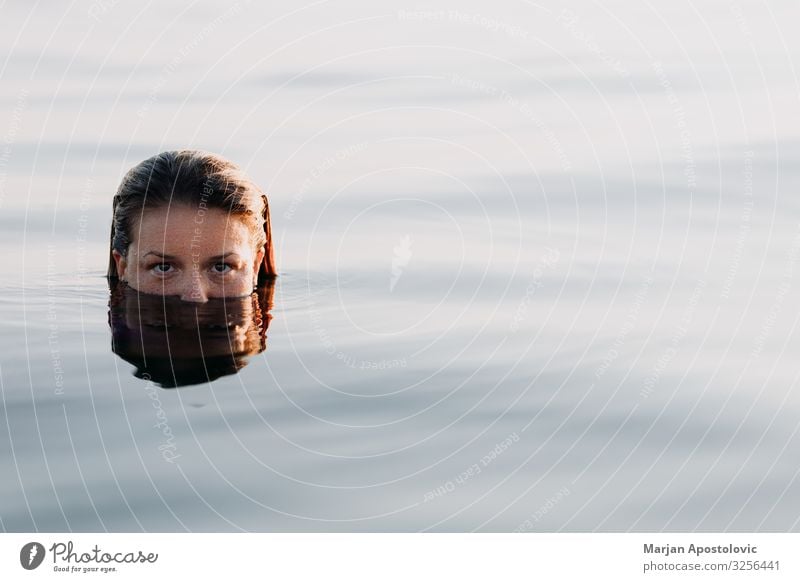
left=112, top=204, right=265, bottom=302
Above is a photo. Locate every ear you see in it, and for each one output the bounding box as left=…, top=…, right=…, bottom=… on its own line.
left=112, top=250, right=128, bottom=280
left=253, top=246, right=266, bottom=286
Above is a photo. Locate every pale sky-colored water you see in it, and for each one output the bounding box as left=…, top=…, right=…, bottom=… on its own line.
left=1, top=0, right=799, bottom=531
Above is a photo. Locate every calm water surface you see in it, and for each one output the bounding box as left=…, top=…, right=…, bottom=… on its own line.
left=1, top=0, right=799, bottom=531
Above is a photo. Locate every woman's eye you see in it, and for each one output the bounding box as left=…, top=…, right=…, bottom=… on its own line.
left=151, top=263, right=174, bottom=274
left=212, top=263, right=233, bottom=274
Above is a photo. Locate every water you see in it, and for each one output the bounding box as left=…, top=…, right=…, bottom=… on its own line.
left=1, top=0, right=800, bottom=531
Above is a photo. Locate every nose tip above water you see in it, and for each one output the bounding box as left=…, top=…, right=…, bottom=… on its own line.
left=181, top=294, right=208, bottom=303
left=181, top=284, right=208, bottom=303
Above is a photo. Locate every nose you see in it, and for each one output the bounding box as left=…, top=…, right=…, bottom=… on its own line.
left=181, top=278, right=209, bottom=303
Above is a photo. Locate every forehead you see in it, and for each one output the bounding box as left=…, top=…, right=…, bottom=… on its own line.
left=131, top=204, right=256, bottom=254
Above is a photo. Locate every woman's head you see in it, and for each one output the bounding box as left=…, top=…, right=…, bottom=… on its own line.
left=108, top=150, right=276, bottom=301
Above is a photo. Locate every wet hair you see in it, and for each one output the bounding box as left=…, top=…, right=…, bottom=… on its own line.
left=107, top=150, right=276, bottom=283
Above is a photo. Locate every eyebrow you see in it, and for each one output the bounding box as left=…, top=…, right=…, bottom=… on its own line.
left=207, top=253, right=242, bottom=262
left=142, top=251, right=178, bottom=260
left=141, top=251, right=243, bottom=262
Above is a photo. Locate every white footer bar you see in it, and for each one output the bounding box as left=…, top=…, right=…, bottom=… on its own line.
left=1, top=533, right=797, bottom=581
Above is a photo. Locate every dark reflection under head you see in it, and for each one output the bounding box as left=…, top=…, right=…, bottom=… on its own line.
left=108, top=280, right=275, bottom=388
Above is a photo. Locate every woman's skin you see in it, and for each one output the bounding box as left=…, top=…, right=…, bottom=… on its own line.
left=112, top=204, right=265, bottom=302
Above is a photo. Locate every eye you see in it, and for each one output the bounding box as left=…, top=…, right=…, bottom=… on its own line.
left=211, top=262, right=233, bottom=274
left=150, top=263, right=175, bottom=275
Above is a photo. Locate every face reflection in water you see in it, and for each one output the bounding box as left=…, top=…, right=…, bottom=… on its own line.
left=111, top=204, right=266, bottom=302
left=108, top=279, right=275, bottom=388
